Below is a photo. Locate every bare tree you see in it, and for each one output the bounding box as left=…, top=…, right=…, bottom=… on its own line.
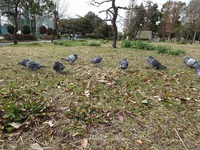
left=50, top=0, right=69, bottom=42
left=90, top=0, right=129, bottom=48
left=185, top=0, right=200, bottom=43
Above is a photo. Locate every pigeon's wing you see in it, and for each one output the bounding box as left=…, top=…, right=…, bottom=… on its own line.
left=91, top=57, right=102, bottom=64
left=66, top=55, right=77, bottom=63
left=186, top=59, right=198, bottom=68
left=27, top=61, right=39, bottom=70
left=151, top=59, right=162, bottom=69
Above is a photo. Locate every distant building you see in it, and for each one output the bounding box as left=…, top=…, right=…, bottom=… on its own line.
left=0, top=15, right=54, bottom=36
left=136, top=30, right=152, bottom=41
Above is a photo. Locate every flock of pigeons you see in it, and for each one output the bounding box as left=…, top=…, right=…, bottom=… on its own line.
left=18, top=54, right=200, bottom=78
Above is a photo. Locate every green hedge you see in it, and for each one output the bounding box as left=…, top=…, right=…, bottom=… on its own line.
left=3, top=34, right=37, bottom=41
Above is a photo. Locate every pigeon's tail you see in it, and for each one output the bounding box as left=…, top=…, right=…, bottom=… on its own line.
left=61, top=58, right=67, bottom=60
left=160, top=65, right=167, bottom=69
left=40, top=65, right=48, bottom=68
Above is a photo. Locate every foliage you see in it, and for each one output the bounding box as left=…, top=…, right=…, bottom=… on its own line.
left=121, top=40, right=132, bottom=48
left=22, top=25, right=31, bottom=34
left=7, top=25, right=15, bottom=34
left=39, top=25, right=47, bottom=34
left=177, top=41, right=187, bottom=44
left=131, top=40, right=155, bottom=50
left=47, top=27, right=53, bottom=35
left=53, top=40, right=88, bottom=46
left=3, top=34, right=37, bottom=41
left=121, top=40, right=185, bottom=55
left=88, top=42, right=101, bottom=46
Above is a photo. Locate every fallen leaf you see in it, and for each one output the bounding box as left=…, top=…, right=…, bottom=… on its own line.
left=81, top=138, right=88, bottom=148
left=30, top=143, right=43, bottom=150
left=117, top=115, right=124, bottom=122
left=43, top=120, right=54, bottom=127
left=135, top=139, right=142, bottom=144
left=84, top=90, right=90, bottom=97
left=9, top=122, right=22, bottom=129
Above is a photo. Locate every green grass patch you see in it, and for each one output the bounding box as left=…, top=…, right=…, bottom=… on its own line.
left=121, top=40, right=185, bottom=55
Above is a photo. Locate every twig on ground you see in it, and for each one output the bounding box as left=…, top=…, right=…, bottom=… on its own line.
left=174, top=127, right=188, bottom=150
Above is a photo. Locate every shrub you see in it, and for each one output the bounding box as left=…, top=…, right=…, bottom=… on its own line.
left=121, top=40, right=132, bottom=48
left=155, top=45, right=170, bottom=54
left=47, top=27, right=53, bottom=35
left=16, top=34, right=37, bottom=40
left=7, top=25, right=15, bottom=34
left=131, top=41, right=154, bottom=50
left=39, top=25, right=47, bottom=34
left=88, top=42, right=101, bottom=46
left=22, top=25, right=31, bottom=34
left=177, top=41, right=187, bottom=44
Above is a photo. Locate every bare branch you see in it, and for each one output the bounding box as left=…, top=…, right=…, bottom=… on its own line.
left=90, top=0, right=111, bottom=7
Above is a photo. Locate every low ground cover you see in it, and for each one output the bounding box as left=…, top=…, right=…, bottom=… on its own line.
left=0, top=41, right=199, bottom=149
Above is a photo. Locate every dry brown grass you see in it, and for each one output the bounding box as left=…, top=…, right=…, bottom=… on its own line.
left=0, top=41, right=200, bottom=149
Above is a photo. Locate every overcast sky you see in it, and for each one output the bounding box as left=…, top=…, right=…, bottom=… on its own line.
left=67, top=0, right=190, bottom=18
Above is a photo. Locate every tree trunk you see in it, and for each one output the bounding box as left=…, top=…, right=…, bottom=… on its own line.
left=167, top=34, right=171, bottom=41
left=192, top=30, right=197, bottom=44
left=13, top=15, right=18, bottom=45
left=51, top=19, right=58, bottom=43
left=112, top=22, right=117, bottom=48
left=13, top=0, right=20, bottom=45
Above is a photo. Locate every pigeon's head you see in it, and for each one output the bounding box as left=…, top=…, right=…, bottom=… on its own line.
left=146, top=55, right=153, bottom=62
left=74, top=54, right=78, bottom=59
left=183, top=56, right=190, bottom=63
left=18, top=59, right=30, bottom=66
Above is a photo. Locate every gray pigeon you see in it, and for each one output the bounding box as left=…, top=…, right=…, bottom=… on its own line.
left=146, top=55, right=167, bottom=70
left=119, top=58, right=128, bottom=70
left=53, top=61, right=65, bottom=72
left=62, top=54, right=78, bottom=64
left=183, top=56, right=198, bottom=68
left=195, top=64, right=200, bottom=78
left=91, top=56, right=102, bottom=64
left=18, top=59, right=47, bottom=71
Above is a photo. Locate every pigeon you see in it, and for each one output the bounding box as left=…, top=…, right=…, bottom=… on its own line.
left=146, top=55, right=167, bottom=70
left=18, top=59, right=47, bottom=71
left=53, top=61, right=65, bottom=72
left=91, top=56, right=102, bottom=64
left=195, top=64, right=200, bottom=78
left=62, top=54, right=78, bottom=64
left=119, top=58, right=128, bottom=70
left=183, top=56, right=198, bottom=68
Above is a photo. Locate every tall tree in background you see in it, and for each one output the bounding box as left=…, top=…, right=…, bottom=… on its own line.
left=143, top=1, right=161, bottom=34
left=124, top=2, right=146, bottom=40
left=0, top=0, right=21, bottom=44
left=48, top=0, right=68, bottom=42
left=90, top=0, right=128, bottom=48
left=159, top=0, right=186, bottom=41
left=184, top=0, right=200, bottom=43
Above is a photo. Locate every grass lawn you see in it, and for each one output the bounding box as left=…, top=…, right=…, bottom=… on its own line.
left=0, top=40, right=200, bottom=149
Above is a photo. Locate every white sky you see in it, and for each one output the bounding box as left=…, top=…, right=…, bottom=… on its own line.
left=66, top=0, right=190, bottom=31
left=67, top=0, right=190, bottom=18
